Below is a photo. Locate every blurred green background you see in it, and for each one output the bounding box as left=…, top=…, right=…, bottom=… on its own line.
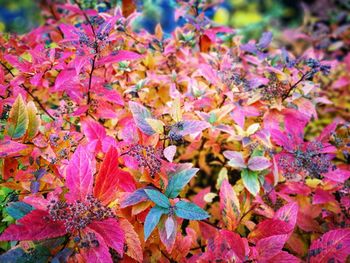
left=0, top=0, right=303, bottom=35
left=0, top=0, right=348, bottom=41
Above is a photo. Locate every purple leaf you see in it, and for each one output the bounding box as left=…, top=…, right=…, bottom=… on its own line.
left=257, top=32, right=273, bottom=50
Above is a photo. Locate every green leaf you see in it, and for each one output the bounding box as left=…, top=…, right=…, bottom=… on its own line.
left=144, top=189, right=170, bottom=208
left=5, top=94, right=29, bottom=139
left=241, top=168, right=260, bottom=196
left=174, top=201, right=209, bottom=220
left=0, top=245, right=50, bottom=263
left=165, top=168, right=199, bottom=198
left=5, top=202, right=33, bottom=220
left=144, top=206, right=169, bottom=240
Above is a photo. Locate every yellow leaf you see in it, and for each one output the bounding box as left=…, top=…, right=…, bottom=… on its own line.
left=145, top=118, right=164, bottom=134
left=306, top=178, right=322, bottom=188
left=170, top=97, right=182, bottom=122
left=204, top=192, right=217, bottom=203
left=246, top=123, right=260, bottom=136
left=26, top=101, right=40, bottom=140
left=5, top=94, right=29, bottom=139
left=216, top=167, right=229, bottom=190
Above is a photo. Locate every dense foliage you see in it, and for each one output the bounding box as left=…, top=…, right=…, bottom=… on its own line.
left=0, top=1, right=349, bottom=262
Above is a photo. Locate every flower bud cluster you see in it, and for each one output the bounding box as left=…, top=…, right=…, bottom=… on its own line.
left=74, top=232, right=99, bottom=249
left=278, top=141, right=332, bottom=180
left=127, top=145, right=162, bottom=178
left=47, top=194, right=114, bottom=232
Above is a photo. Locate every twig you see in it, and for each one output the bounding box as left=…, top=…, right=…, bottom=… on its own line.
left=201, top=219, right=222, bottom=230
left=0, top=61, right=55, bottom=121
left=161, top=250, right=174, bottom=262
left=282, top=72, right=308, bottom=101
left=72, top=0, right=96, bottom=37
left=72, top=0, right=98, bottom=106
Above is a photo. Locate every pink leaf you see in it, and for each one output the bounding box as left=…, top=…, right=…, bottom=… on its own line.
left=223, top=151, right=246, bottom=169
left=313, top=188, right=336, bottom=205
left=256, top=235, right=288, bottom=260
left=247, top=156, right=271, bottom=171
left=249, top=219, right=293, bottom=243
left=53, top=69, right=78, bottom=91
left=65, top=145, right=95, bottom=202
left=81, top=119, right=106, bottom=142
left=268, top=251, right=301, bottom=263
left=0, top=210, right=66, bottom=241
left=323, top=169, right=350, bottom=183
left=88, top=218, right=125, bottom=256
left=96, top=50, right=142, bottom=66
left=178, top=120, right=210, bottom=136
left=165, top=216, right=176, bottom=239
left=163, top=145, right=177, bottom=162
left=0, top=138, right=28, bottom=158
left=274, top=202, right=299, bottom=231
left=80, top=227, right=113, bottom=263
left=309, top=229, right=350, bottom=263
left=158, top=215, right=177, bottom=253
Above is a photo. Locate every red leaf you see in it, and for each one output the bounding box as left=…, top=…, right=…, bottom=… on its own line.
left=88, top=218, right=125, bottom=256
left=249, top=219, right=293, bottom=243
left=94, top=147, right=136, bottom=205
left=309, top=229, right=350, bottom=263
left=313, top=188, right=336, bottom=205
left=274, top=202, right=298, bottom=230
left=0, top=210, right=66, bottom=241
left=80, top=227, right=113, bottom=263
left=267, top=251, right=301, bottom=263
left=65, top=145, right=95, bottom=202
left=256, top=235, right=288, bottom=260
left=119, top=219, right=143, bottom=262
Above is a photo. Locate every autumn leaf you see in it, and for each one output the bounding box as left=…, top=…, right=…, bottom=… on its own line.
left=119, top=219, right=143, bottom=262
left=26, top=101, right=40, bottom=139
left=308, top=229, right=350, bottom=263
left=144, top=206, right=169, bottom=240
left=88, top=218, right=125, bottom=256
left=65, top=145, right=95, bottom=202
left=5, top=94, right=29, bottom=139
left=129, top=101, right=156, bottom=135
left=0, top=210, right=66, bottom=241
left=165, top=168, right=199, bottom=198
left=94, top=147, right=136, bottom=205
left=219, top=179, right=240, bottom=230
left=0, top=138, right=28, bottom=158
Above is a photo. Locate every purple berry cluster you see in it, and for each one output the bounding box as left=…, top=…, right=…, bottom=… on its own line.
left=127, top=145, right=162, bottom=177
left=47, top=194, right=114, bottom=232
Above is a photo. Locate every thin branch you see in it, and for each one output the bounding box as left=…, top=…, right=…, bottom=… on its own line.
left=201, top=219, right=222, bottom=230
left=282, top=72, right=308, bottom=101
left=87, top=54, right=97, bottom=105
left=71, top=0, right=96, bottom=37
left=71, top=0, right=98, bottom=106
left=0, top=61, right=55, bottom=121
left=161, top=250, right=174, bottom=262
